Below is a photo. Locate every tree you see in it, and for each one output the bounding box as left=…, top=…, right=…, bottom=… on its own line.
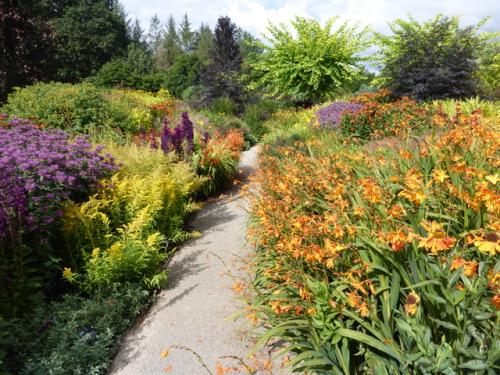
left=126, top=43, right=153, bottom=75
left=202, top=16, right=244, bottom=104
left=51, top=0, right=129, bottom=81
left=179, top=13, right=195, bottom=52
left=130, top=18, right=145, bottom=46
left=251, top=17, right=370, bottom=104
left=0, top=0, right=55, bottom=100
left=235, top=28, right=262, bottom=61
left=164, top=54, right=201, bottom=97
left=157, top=15, right=183, bottom=69
left=377, top=15, right=488, bottom=100
left=477, top=32, right=500, bottom=98
left=194, top=23, right=214, bottom=62
left=147, top=14, right=164, bottom=55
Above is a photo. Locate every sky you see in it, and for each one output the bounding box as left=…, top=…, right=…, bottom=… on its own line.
left=121, top=0, right=499, bottom=37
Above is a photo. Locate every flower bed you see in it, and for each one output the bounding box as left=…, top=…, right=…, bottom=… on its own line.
left=249, top=110, right=499, bottom=373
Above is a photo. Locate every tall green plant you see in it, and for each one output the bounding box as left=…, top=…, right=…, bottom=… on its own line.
left=251, top=17, right=370, bottom=104
left=376, top=15, right=490, bottom=100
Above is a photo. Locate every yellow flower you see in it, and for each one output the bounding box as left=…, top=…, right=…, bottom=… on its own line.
left=474, top=232, right=500, bottom=256
left=91, top=248, right=100, bottom=258
left=62, top=267, right=75, bottom=279
left=418, top=221, right=456, bottom=254
left=404, top=292, right=420, bottom=315
left=485, top=174, right=499, bottom=185
left=432, top=169, right=449, bottom=183
left=146, top=232, right=162, bottom=248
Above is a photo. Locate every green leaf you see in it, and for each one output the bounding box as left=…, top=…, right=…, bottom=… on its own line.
left=337, top=328, right=403, bottom=362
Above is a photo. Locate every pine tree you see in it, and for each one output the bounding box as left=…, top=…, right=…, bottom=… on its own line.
left=179, top=13, right=194, bottom=52
left=157, top=15, right=182, bottom=69
left=130, top=18, right=144, bottom=45
left=194, top=23, right=214, bottom=62
left=147, top=14, right=164, bottom=55
left=202, top=16, right=243, bottom=104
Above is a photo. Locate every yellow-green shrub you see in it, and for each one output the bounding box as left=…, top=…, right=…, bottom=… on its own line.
left=62, top=145, right=203, bottom=291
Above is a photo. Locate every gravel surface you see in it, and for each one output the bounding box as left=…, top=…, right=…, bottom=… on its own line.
left=110, top=146, right=291, bottom=375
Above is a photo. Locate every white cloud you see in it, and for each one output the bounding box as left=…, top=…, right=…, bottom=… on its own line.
left=120, top=0, right=499, bottom=37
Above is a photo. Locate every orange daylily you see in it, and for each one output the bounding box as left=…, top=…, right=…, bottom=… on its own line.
left=418, top=221, right=456, bottom=254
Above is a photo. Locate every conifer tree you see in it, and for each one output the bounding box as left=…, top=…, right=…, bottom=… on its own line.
left=202, top=16, right=243, bottom=103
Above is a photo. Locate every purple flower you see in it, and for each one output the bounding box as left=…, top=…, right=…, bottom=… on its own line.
left=181, top=112, right=194, bottom=154
left=0, top=120, right=116, bottom=242
left=203, top=131, right=210, bottom=145
left=171, top=126, right=184, bottom=155
left=160, top=117, right=170, bottom=153
left=316, top=102, right=364, bottom=129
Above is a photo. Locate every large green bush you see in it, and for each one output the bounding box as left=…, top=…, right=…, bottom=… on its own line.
left=1, top=82, right=132, bottom=133
left=377, top=16, right=489, bottom=100
left=251, top=16, right=370, bottom=104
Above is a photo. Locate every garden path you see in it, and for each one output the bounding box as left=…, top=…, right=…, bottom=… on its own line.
left=110, top=146, right=287, bottom=375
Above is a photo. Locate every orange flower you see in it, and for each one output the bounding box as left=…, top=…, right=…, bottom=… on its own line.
left=404, top=292, right=420, bottom=315
left=418, top=221, right=456, bottom=254
left=450, top=258, right=478, bottom=277
left=388, top=204, right=406, bottom=219
left=492, top=295, right=500, bottom=310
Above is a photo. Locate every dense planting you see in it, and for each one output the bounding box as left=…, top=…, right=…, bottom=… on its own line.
left=249, top=103, right=499, bottom=373
left=0, top=92, right=246, bottom=374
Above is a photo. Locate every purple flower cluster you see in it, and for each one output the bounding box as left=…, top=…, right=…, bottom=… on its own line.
left=155, top=112, right=194, bottom=156
left=316, top=102, right=364, bottom=129
left=0, top=121, right=116, bottom=239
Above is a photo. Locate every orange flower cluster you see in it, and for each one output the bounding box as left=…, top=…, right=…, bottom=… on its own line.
left=340, top=90, right=459, bottom=140
left=250, top=110, right=499, bottom=322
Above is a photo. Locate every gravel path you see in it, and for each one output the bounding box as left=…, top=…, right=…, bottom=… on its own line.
left=110, top=146, right=288, bottom=375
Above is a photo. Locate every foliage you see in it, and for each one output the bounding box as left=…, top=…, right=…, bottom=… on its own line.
left=377, top=15, right=488, bottom=100
left=1, top=82, right=133, bottom=133
left=4, top=282, right=151, bottom=375
left=179, top=13, right=195, bottom=53
left=316, top=102, right=364, bottom=129
left=251, top=17, right=370, bottom=104
left=192, top=129, right=245, bottom=196
left=340, top=91, right=449, bottom=139
left=62, top=145, right=202, bottom=291
left=156, top=15, right=183, bottom=69
left=0, top=0, right=55, bottom=101
left=0, top=121, right=115, bottom=318
left=249, top=109, right=500, bottom=374
left=164, top=54, right=202, bottom=97
left=242, top=99, right=286, bottom=139
left=431, top=97, right=500, bottom=118
left=93, top=59, right=168, bottom=92
left=50, top=0, right=129, bottom=82
left=202, top=16, right=244, bottom=105
left=194, top=23, right=214, bottom=62
left=212, top=97, right=237, bottom=116
left=476, top=34, right=500, bottom=98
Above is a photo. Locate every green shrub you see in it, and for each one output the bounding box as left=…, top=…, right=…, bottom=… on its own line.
left=4, top=283, right=151, bottom=375
left=62, top=146, right=203, bottom=292
left=377, top=16, right=489, bottom=100
left=251, top=16, right=370, bottom=103
left=212, top=96, right=237, bottom=116
left=243, top=100, right=280, bottom=138
left=1, top=82, right=132, bottom=133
